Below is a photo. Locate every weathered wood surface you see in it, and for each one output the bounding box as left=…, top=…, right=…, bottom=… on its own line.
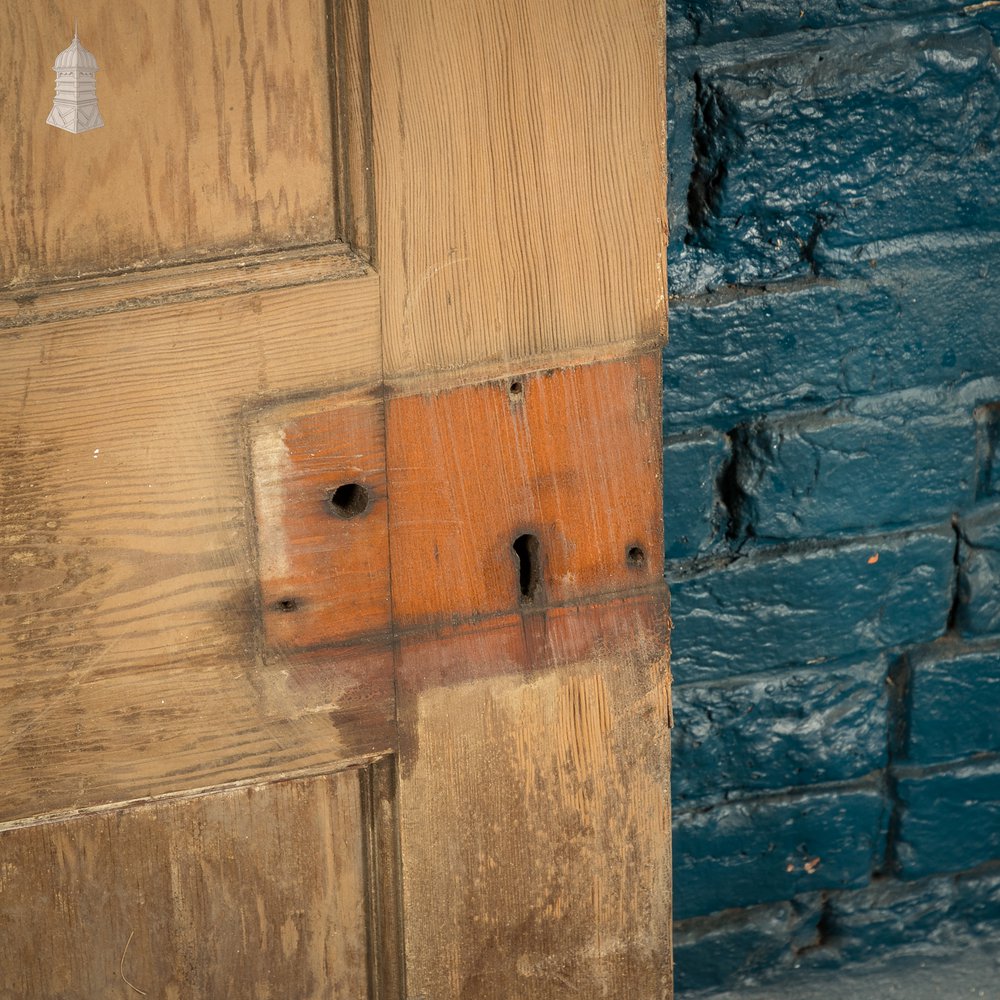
left=0, top=252, right=392, bottom=824
left=394, top=600, right=672, bottom=999
left=384, top=354, right=672, bottom=998
left=330, top=0, right=376, bottom=262
left=0, top=770, right=372, bottom=1000
left=369, top=0, right=667, bottom=378
left=0, top=242, right=368, bottom=330
left=0, top=0, right=336, bottom=286
left=367, top=1, right=672, bottom=994
left=251, top=392, right=391, bottom=653
left=1, top=1, right=671, bottom=996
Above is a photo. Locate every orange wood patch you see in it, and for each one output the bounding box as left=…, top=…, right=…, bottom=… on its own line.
left=249, top=392, right=391, bottom=651
left=385, top=354, right=664, bottom=629
left=247, top=354, right=666, bottom=707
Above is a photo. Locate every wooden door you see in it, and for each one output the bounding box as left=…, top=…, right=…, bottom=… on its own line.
left=0, top=2, right=670, bottom=998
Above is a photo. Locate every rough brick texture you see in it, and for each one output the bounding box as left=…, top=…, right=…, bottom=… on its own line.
left=673, top=787, right=885, bottom=919
left=897, top=761, right=1000, bottom=880
left=673, top=899, right=824, bottom=991
left=664, top=430, right=729, bottom=559
left=907, top=644, right=1000, bottom=766
left=957, top=502, right=1000, bottom=636
left=665, top=1, right=1000, bottom=991
left=668, top=0, right=968, bottom=46
left=669, top=17, right=1000, bottom=295
left=669, top=531, right=953, bottom=683
left=664, top=252, right=1000, bottom=429
left=722, top=397, right=976, bottom=544
left=672, top=657, right=888, bottom=806
left=673, top=867, right=1000, bottom=994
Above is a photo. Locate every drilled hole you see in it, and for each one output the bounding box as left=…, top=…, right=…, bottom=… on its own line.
left=512, top=533, right=541, bottom=604
left=627, top=545, right=646, bottom=568
left=326, top=482, right=369, bottom=518
left=275, top=598, right=298, bottom=613
left=509, top=380, right=523, bottom=396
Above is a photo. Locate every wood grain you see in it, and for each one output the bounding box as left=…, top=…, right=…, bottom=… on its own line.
left=0, top=0, right=336, bottom=286
left=366, top=2, right=672, bottom=993
left=368, top=0, right=668, bottom=377
left=360, top=757, right=405, bottom=1000
left=385, top=354, right=665, bottom=630
left=330, top=0, right=376, bottom=261
left=0, top=242, right=368, bottom=331
left=0, top=770, right=372, bottom=1000
left=3, top=4, right=672, bottom=997
left=394, top=603, right=672, bottom=999
left=251, top=392, right=391, bottom=652
left=0, top=263, right=390, bottom=823
left=386, top=360, right=673, bottom=995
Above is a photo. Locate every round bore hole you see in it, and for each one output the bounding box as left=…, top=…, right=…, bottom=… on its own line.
left=275, top=597, right=299, bottom=613
left=509, top=380, right=523, bottom=396
left=627, top=545, right=646, bottom=568
left=326, top=482, right=370, bottom=518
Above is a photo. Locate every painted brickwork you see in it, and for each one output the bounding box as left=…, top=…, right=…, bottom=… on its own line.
left=665, top=2, right=1000, bottom=992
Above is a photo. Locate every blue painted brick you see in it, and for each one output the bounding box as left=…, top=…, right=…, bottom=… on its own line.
left=666, top=61, right=695, bottom=274
left=673, top=787, right=885, bottom=919
left=975, top=402, right=1000, bottom=501
left=663, top=430, right=728, bottom=560
left=672, top=899, right=818, bottom=994
left=908, top=645, right=1000, bottom=766
left=668, top=1, right=968, bottom=47
left=828, top=866, right=1000, bottom=965
left=897, top=759, right=1000, bottom=880
left=672, top=657, right=888, bottom=806
left=664, top=241, right=1000, bottom=430
left=668, top=530, right=954, bottom=683
left=673, top=869, right=1000, bottom=994
left=731, top=398, right=975, bottom=543
left=957, top=502, right=1000, bottom=638
left=669, top=20, right=1000, bottom=293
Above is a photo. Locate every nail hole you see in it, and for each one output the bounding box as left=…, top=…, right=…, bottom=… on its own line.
left=512, top=533, right=541, bottom=604
left=274, top=598, right=298, bottom=613
left=326, top=482, right=369, bottom=518
left=627, top=545, right=646, bottom=568
left=509, top=380, right=523, bottom=396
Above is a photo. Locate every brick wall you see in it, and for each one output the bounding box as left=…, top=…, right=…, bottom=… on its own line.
left=665, top=2, right=1000, bottom=992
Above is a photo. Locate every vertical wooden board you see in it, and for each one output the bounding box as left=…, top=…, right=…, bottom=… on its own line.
left=331, top=0, right=376, bottom=261
left=369, top=0, right=668, bottom=376
left=360, top=757, right=406, bottom=1000
left=0, top=0, right=336, bottom=285
left=394, top=603, right=672, bottom=999
left=0, top=771, right=371, bottom=1000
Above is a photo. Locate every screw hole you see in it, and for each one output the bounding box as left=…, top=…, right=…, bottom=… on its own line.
left=275, top=598, right=298, bottom=613
left=627, top=545, right=646, bottom=568
left=512, top=533, right=541, bottom=604
left=509, top=380, right=523, bottom=396
left=326, top=482, right=369, bottom=518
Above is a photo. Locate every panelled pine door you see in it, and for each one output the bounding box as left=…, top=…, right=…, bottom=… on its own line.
left=0, top=2, right=671, bottom=997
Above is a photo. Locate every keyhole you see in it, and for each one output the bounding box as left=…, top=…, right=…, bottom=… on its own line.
left=512, top=533, right=541, bottom=604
